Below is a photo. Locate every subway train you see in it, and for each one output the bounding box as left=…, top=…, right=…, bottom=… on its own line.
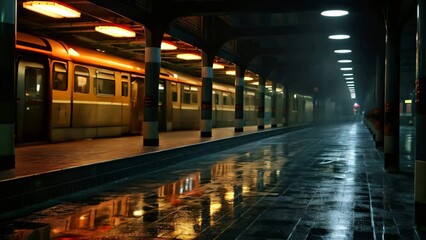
left=15, top=32, right=286, bottom=143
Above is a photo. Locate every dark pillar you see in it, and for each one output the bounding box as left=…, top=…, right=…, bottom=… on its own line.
left=201, top=52, right=213, bottom=137
left=271, top=81, right=277, bottom=128
left=285, top=86, right=290, bottom=126
left=235, top=66, right=245, bottom=132
left=416, top=0, right=426, bottom=230
left=375, top=55, right=385, bottom=147
left=383, top=7, right=400, bottom=172
left=0, top=0, right=16, bottom=169
left=143, top=28, right=163, bottom=146
left=257, top=76, right=265, bottom=129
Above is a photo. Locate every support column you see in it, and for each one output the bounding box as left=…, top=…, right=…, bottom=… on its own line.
left=257, top=76, right=265, bottom=129
left=235, top=66, right=245, bottom=132
left=383, top=8, right=400, bottom=172
left=285, top=87, right=290, bottom=126
left=375, top=55, right=385, bottom=147
left=271, top=81, right=277, bottom=128
left=143, top=28, right=163, bottom=146
left=415, top=0, right=426, bottom=230
left=0, top=0, right=16, bottom=169
left=201, top=52, right=213, bottom=137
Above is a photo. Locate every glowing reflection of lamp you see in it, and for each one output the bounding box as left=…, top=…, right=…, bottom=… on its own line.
left=95, top=26, right=136, bottom=38
left=23, top=1, right=81, bottom=18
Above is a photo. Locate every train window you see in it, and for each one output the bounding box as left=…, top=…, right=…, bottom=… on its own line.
left=213, top=91, right=219, bottom=105
left=122, top=82, right=129, bottom=97
left=230, top=93, right=235, bottom=105
left=96, top=71, right=115, bottom=96
left=171, top=82, right=178, bottom=102
left=74, top=66, right=90, bottom=93
left=25, top=67, right=44, bottom=98
left=183, top=85, right=191, bottom=104
left=223, top=93, right=229, bottom=105
left=191, top=86, right=198, bottom=103
left=53, top=63, right=67, bottom=91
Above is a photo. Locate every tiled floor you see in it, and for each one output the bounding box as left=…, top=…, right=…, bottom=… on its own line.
left=1, top=126, right=262, bottom=180
left=0, top=123, right=425, bottom=239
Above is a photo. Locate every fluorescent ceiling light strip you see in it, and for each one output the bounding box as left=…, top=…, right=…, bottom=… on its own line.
left=23, top=1, right=81, bottom=18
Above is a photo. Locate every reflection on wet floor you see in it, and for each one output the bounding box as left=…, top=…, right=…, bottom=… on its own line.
left=0, top=123, right=425, bottom=239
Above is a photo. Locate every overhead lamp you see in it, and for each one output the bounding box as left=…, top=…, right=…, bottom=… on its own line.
left=213, top=63, right=225, bottom=69
left=226, top=70, right=236, bottom=75
left=341, top=67, right=353, bottom=71
left=161, top=41, right=177, bottom=50
left=335, top=49, right=352, bottom=53
left=23, top=1, right=81, bottom=18
left=347, top=84, right=355, bottom=87
left=345, top=77, right=354, bottom=80
left=343, top=73, right=353, bottom=76
left=251, top=82, right=259, bottom=85
left=346, top=81, right=355, bottom=84
left=405, top=99, right=412, bottom=104
left=338, top=60, right=352, bottom=63
left=244, top=76, right=253, bottom=81
left=321, top=10, right=349, bottom=17
left=329, top=35, right=350, bottom=40
left=351, top=93, right=356, bottom=99
left=95, top=26, right=136, bottom=38
left=176, top=53, right=201, bottom=60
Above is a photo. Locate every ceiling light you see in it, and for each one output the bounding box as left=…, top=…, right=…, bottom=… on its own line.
left=244, top=76, right=253, bottom=81
left=226, top=70, right=236, bottom=75
left=23, top=1, right=81, bottom=18
left=345, top=77, right=354, bottom=80
left=176, top=53, right=201, bottom=60
left=251, top=82, right=259, bottom=85
left=95, top=26, right=136, bottom=38
left=338, top=60, right=352, bottom=63
left=351, top=93, right=356, bottom=99
left=335, top=49, right=352, bottom=53
left=346, top=81, right=354, bottom=84
left=341, top=67, right=353, bottom=71
left=213, top=63, right=225, bottom=69
left=329, top=35, right=350, bottom=40
left=161, top=41, right=177, bottom=50
left=321, top=10, right=349, bottom=17
left=347, top=84, right=355, bottom=87
left=343, top=73, right=353, bottom=76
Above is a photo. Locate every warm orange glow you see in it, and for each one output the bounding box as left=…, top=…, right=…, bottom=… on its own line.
left=213, top=63, right=225, bottom=69
left=95, top=26, right=136, bottom=38
left=161, top=41, right=177, bottom=50
left=23, top=1, right=81, bottom=18
left=244, top=76, right=253, bottom=81
left=225, top=70, right=236, bottom=75
left=176, top=53, right=201, bottom=60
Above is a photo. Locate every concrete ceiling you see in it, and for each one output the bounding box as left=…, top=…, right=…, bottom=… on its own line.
left=17, top=0, right=417, bottom=108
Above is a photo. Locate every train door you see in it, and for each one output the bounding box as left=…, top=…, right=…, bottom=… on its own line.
left=130, top=76, right=144, bottom=133
left=16, top=60, right=48, bottom=143
left=121, top=74, right=131, bottom=133
left=158, top=80, right=166, bottom=131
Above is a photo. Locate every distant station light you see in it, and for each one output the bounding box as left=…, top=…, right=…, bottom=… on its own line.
left=329, top=34, right=350, bottom=40
left=338, top=60, right=352, bottom=63
left=321, top=10, right=349, bottom=17
left=334, top=49, right=352, bottom=53
left=95, top=26, right=136, bottom=38
left=340, top=67, right=353, bottom=71
left=343, top=73, right=353, bottom=76
left=213, top=63, right=225, bottom=69
left=23, top=1, right=81, bottom=18
left=226, top=70, right=236, bottom=75
left=244, top=76, right=254, bottom=81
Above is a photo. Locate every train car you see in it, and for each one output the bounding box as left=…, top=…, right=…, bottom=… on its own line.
left=15, top=32, right=262, bottom=143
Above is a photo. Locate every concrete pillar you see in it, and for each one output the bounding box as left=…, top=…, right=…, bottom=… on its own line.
left=0, top=0, right=16, bottom=169
left=234, top=66, right=245, bottom=132
left=375, top=54, right=385, bottom=147
left=383, top=7, right=400, bottom=172
left=201, top=52, right=213, bottom=137
left=415, top=0, right=426, bottom=230
left=143, top=28, right=163, bottom=146
left=285, top=87, right=290, bottom=126
left=257, top=76, right=265, bottom=129
left=271, top=81, right=277, bottom=128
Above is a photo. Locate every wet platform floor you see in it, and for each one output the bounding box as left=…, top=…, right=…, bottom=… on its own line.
left=1, top=123, right=424, bottom=239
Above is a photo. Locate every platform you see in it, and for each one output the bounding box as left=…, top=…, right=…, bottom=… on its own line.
left=0, top=124, right=306, bottom=215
